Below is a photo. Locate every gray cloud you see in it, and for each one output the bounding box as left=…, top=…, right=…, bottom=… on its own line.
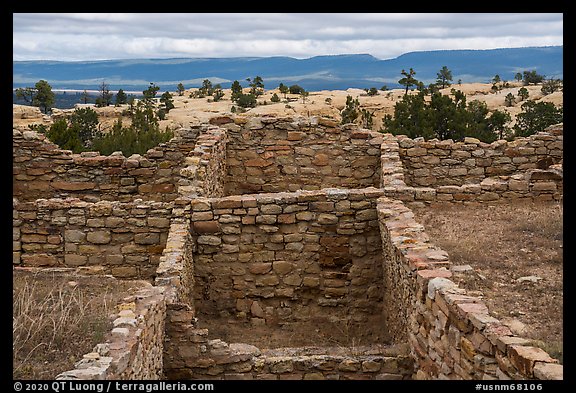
left=13, top=13, right=563, bottom=61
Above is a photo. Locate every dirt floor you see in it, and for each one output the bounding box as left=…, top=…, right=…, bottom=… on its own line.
left=412, top=200, right=563, bottom=363
left=12, top=268, right=148, bottom=379
left=196, top=313, right=387, bottom=350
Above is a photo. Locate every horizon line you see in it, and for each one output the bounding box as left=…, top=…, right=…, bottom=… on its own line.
left=12, top=45, right=563, bottom=63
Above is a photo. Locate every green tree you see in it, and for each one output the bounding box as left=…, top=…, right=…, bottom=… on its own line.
left=230, top=80, right=243, bottom=102
left=360, top=109, right=374, bottom=129
left=492, top=74, right=501, bottom=84
left=95, top=81, right=113, bottom=107
left=514, top=72, right=523, bottom=82
left=522, top=70, right=545, bottom=85
left=199, top=79, right=214, bottom=96
left=300, top=90, right=309, bottom=104
left=143, top=83, right=160, bottom=101
left=91, top=99, right=173, bottom=156
left=32, top=80, right=55, bottom=114
left=367, top=87, right=379, bottom=96
left=177, top=83, right=185, bottom=96
left=340, top=95, right=360, bottom=125
left=504, top=93, right=516, bottom=107
left=398, top=68, right=418, bottom=95
left=46, top=118, right=84, bottom=153
left=115, top=89, right=127, bottom=106
left=15, top=87, right=35, bottom=104
left=517, top=87, right=529, bottom=101
left=278, top=83, right=289, bottom=99
left=212, top=84, right=224, bottom=102
left=380, top=85, right=388, bottom=91
left=289, top=84, right=305, bottom=95
left=69, top=107, right=100, bottom=146
left=160, top=91, right=175, bottom=112
left=270, top=93, right=280, bottom=103
left=382, top=90, right=500, bottom=143
left=487, top=109, right=512, bottom=140
left=247, top=76, right=264, bottom=96
left=382, top=92, right=433, bottom=139
left=514, top=101, right=563, bottom=137
left=236, top=93, right=257, bottom=108
left=541, top=79, right=562, bottom=95
left=436, top=66, right=453, bottom=89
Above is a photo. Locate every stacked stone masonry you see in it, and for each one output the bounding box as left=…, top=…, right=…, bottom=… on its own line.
left=224, top=116, right=383, bottom=195
left=189, top=188, right=387, bottom=338
left=377, top=197, right=562, bottom=380
left=12, top=118, right=563, bottom=381
left=397, top=132, right=563, bottom=187
left=13, top=197, right=172, bottom=279
left=53, top=272, right=167, bottom=380
left=13, top=127, right=200, bottom=203
left=164, top=304, right=413, bottom=380
left=380, top=129, right=563, bottom=204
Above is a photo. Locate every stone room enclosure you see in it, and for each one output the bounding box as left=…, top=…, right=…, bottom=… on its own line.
left=12, top=116, right=563, bottom=380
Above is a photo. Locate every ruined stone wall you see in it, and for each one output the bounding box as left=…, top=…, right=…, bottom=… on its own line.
left=13, top=128, right=199, bottom=203
left=397, top=132, right=563, bottom=187
left=380, top=132, right=563, bottom=204
left=178, top=126, right=227, bottom=200
left=189, top=188, right=386, bottom=334
left=164, top=307, right=413, bottom=380
left=56, top=280, right=167, bottom=380
left=377, top=197, right=562, bottom=380
left=14, top=198, right=172, bottom=279
left=224, top=117, right=382, bottom=195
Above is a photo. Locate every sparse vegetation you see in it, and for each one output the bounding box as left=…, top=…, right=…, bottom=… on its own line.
left=398, top=68, right=419, bottom=95
left=95, top=81, right=113, bottom=108
left=412, top=201, right=563, bottom=364
left=16, top=80, right=55, bottom=114
left=514, top=100, right=563, bottom=137
left=340, top=95, right=360, bottom=125
left=436, top=66, right=453, bottom=89
left=13, top=270, right=145, bottom=379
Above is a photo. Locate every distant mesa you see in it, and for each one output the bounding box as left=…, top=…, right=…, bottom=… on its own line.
left=13, top=46, right=563, bottom=92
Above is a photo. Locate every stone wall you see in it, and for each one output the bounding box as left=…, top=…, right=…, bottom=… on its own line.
left=14, top=198, right=172, bottom=279
left=13, top=127, right=199, bottom=203
left=380, top=132, right=563, bottom=205
left=178, top=126, right=227, bottom=200
left=377, top=197, right=562, bottom=380
left=188, top=188, right=386, bottom=338
left=56, top=278, right=167, bottom=380
left=397, top=131, right=563, bottom=187
left=224, top=117, right=382, bottom=195
left=164, top=307, right=413, bottom=380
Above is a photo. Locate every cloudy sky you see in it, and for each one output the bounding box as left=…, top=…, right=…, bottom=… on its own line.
left=13, top=13, right=563, bottom=61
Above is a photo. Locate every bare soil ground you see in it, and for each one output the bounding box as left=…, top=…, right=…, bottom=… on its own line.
left=412, top=200, right=563, bottom=362
left=196, top=313, right=387, bottom=350
left=12, top=268, right=148, bottom=379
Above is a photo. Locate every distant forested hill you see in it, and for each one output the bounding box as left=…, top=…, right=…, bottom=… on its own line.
left=13, top=46, right=562, bottom=92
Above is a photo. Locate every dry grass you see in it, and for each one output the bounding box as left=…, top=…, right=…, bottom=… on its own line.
left=412, top=200, right=563, bottom=363
left=13, top=269, right=146, bottom=379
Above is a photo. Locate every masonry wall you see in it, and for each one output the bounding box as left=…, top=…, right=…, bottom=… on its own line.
left=377, top=197, right=562, bottom=380
left=224, top=117, right=382, bottom=195
left=56, top=279, right=167, bottom=380
left=12, top=127, right=199, bottom=203
left=188, top=188, right=386, bottom=337
left=380, top=132, right=563, bottom=204
left=177, top=126, right=227, bottom=200
left=164, top=307, right=413, bottom=380
left=397, top=132, right=563, bottom=187
left=14, top=198, right=172, bottom=279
